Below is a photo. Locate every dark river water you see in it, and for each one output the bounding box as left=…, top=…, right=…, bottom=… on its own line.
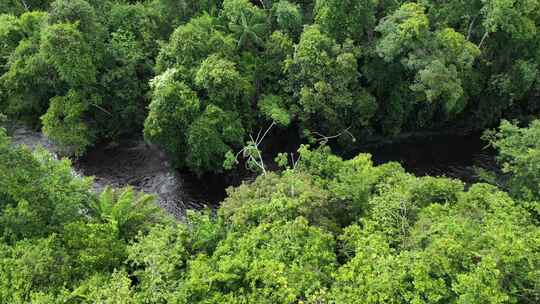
left=8, top=125, right=224, bottom=218
left=363, top=132, right=497, bottom=183
left=8, top=125, right=497, bottom=218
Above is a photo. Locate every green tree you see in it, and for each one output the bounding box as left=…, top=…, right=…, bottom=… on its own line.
left=0, top=0, right=53, bottom=15
left=0, top=128, right=93, bottom=243
left=40, top=90, right=95, bottom=156
left=67, top=271, right=136, bottom=304
left=486, top=120, right=540, bottom=204
left=62, top=221, right=126, bottom=278
left=48, top=0, right=100, bottom=37
left=39, top=22, right=96, bottom=86
left=272, top=0, right=302, bottom=38
left=314, top=0, right=378, bottom=42
left=228, top=11, right=267, bottom=50
left=375, top=3, right=480, bottom=125
left=258, top=30, right=294, bottom=95
left=155, top=14, right=235, bottom=76
left=2, top=127, right=540, bottom=303
left=128, top=212, right=224, bottom=303
left=171, top=217, right=337, bottom=303
left=186, top=105, right=244, bottom=175
left=144, top=70, right=201, bottom=166
left=0, top=236, right=70, bottom=304
left=330, top=184, right=540, bottom=304
left=285, top=26, right=376, bottom=142
left=148, top=13, right=256, bottom=173
left=0, top=15, right=51, bottom=124
left=97, top=3, right=159, bottom=138
left=0, top=14, right=24, bottom=74
left=220, top=171, right=337, bottom=232
left=0, top=129, right=164, bottom=302
left=149, top=0, right=221, bottom=36
left=194, top=54, right=249, bottom=110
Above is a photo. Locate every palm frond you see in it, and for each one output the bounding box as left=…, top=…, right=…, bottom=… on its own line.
left=97, top=186, right=114, bottom=217
left=228, top=23, right=243, bottom=34
left=238, top=33, right=247, bottom=49
left=112, top=187, right=135, bottom=227
left=251, top=23, right=267, bottom=35
left=94, top=186, right=161, bottom=240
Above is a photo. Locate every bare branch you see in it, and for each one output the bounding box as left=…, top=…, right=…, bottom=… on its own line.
left=467, top=15, right=478, bottom=41
left=255, top=127, right=263, bottom=144
left=478, top=32, right=489, bottom=49
left=232, top=122, right=276, bottom=175
left=257, top=0, right=269, bottom=10
left=91, top=103, right=113, bottom=116
left=290, top=152, right=301, bottom=171
left=258, top=121, right=276, bottom=145
left=20, top=0, right=29, bottom=11
left=312, top=126, right=356, bottom=145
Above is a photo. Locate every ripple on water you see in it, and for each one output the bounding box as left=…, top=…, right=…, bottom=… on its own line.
left=8, top=125, right=211, bottom=219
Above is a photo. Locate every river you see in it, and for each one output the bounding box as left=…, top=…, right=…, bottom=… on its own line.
left=8, top=125, right=225, bottom=218
left=8, top=125, right=498, bottom=218
left=362, top=132, right=498, bottom=184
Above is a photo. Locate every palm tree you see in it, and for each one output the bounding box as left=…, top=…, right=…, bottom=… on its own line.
left=228, top=11, right=267, bottom=50
left=91, top=186, right=162, bottom=240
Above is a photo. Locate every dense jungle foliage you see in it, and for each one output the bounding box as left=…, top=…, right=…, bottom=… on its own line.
left=1, top=120, right=540, bottom=303
left=2, top=0, right=540, bottom=174
left=2, top=0, right=540, bottom=303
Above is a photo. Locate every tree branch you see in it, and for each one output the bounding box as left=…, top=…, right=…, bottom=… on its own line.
left=312, top=126, right=356, bottom=145
left=478, top=32, right=489, bottom=49
left=91, top=103, right=113, bottom=116
left=233, top=122, right=276, bottom=175
left=20, top=0, right=29, bottom=11
left=467, top=15, right=478, bottom=41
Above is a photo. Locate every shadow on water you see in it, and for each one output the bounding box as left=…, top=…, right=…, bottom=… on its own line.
left=264, top=127, right=498, bottom=184
left=351, top=132, right=498, bottom=184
